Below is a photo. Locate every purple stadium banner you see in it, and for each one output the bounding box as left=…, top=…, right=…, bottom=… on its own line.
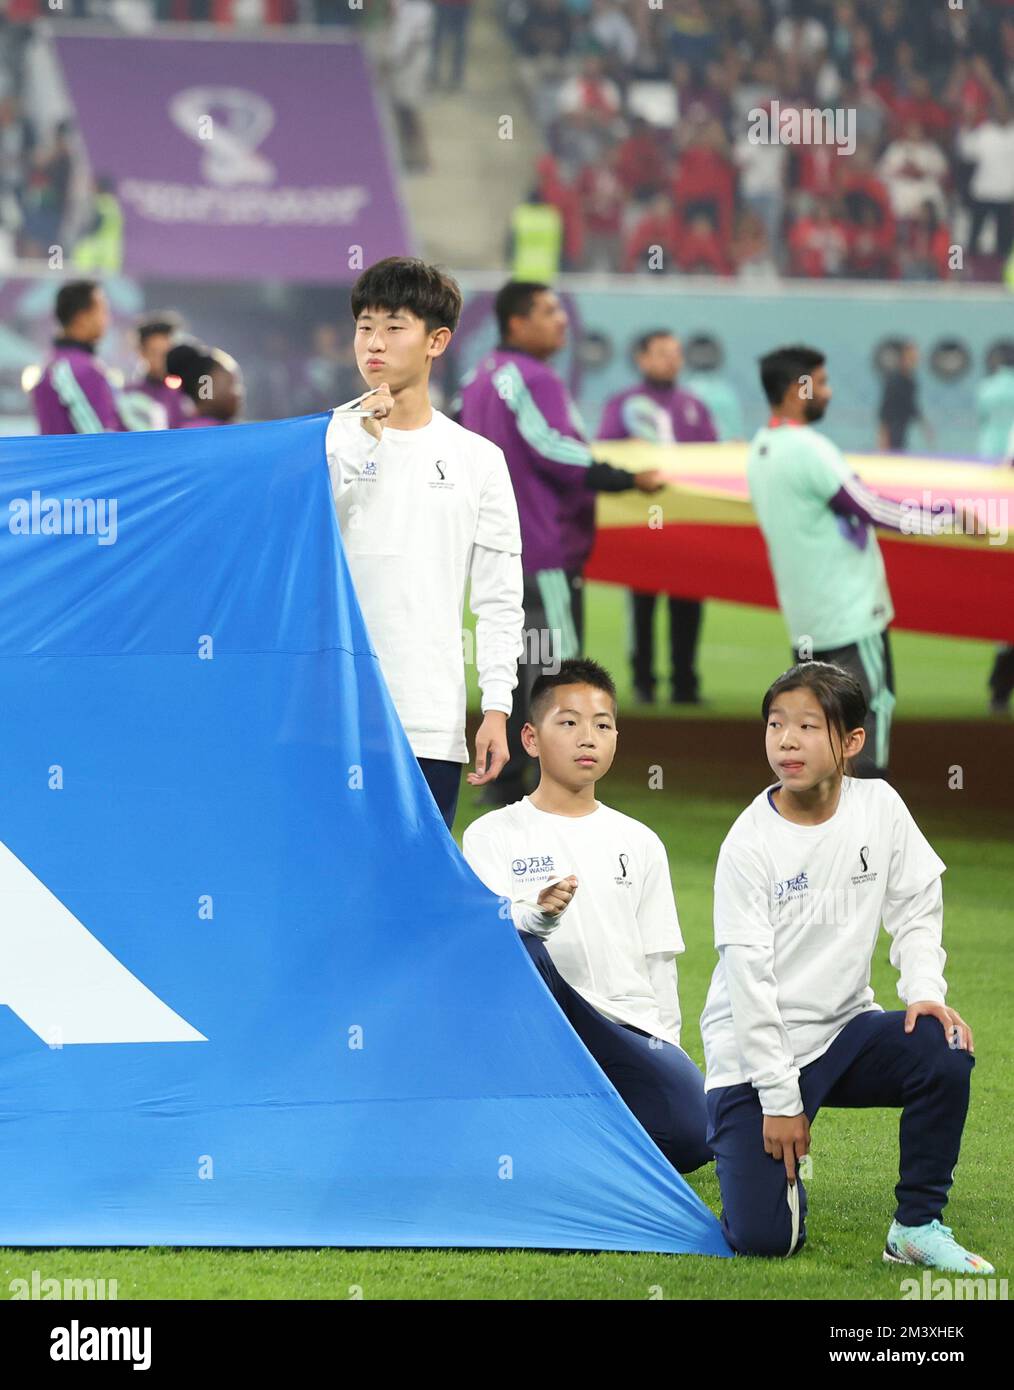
left=53, top=33, right=412, bottom=282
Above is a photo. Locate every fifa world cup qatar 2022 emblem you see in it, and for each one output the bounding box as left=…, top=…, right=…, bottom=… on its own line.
left=169, top=86, right=277, bottom=186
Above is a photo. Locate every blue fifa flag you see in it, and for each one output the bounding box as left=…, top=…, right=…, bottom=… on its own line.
left=0, top=415, right=729, bottom=1255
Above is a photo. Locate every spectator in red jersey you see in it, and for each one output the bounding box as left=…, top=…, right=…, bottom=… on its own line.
left=614, top=116, right=669, bottom=201
left=622, top=192, right=679, bottom=273
left=576, top=146, right=625, bottom=270
left=672, top=118, right=735, bottom=247
left=787, top=197, right=849, bottom=279
left=556, top=49, right=621, bottom=126
left=792, top=135, right=843, bottom=206
left=846, top=203, right=897, bottom=280
left=676, top=211, right=731, bottom=277
left=888, top=75, right=954, bottom=144
left=898, top=200, right=953, bottom=281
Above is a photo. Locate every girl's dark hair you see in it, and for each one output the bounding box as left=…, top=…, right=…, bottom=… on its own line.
left=762, top=662, right=868, bottom=776
left=350, top=257, right=462, bottom=334
left=166, top=339, right=233, bottom=404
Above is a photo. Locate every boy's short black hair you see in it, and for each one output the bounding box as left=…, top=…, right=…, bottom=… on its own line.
left=759, top=345, right=826, bottom=406
left=495, top=280, right=551, bottom=339
left=350, top=257, right=462, bottom=334
left=529, top=658, right=618, bottom=726
left=633, top=328, right=674, bottom=358
left=137, top=311, right=182, bottom=342
left=55, top=280, right=100, bottom=328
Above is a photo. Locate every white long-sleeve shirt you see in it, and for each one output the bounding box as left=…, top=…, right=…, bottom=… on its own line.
left=957, top=120, right=1014, bottom=203
left=700, top=777, right=947, bottom=1116
left=462, top=796, right=686, bottom=1046
left=325, top=407, right=524, bottom=762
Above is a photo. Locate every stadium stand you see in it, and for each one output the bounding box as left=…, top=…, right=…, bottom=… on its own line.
left=499, top=0, right=1014, bottom=281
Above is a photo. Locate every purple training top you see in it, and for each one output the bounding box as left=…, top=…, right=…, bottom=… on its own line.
left=459, top=347, right=606, bottom=575
left=599, top=381, right=718, bottom=445
left=132, top=374, right=191, bottom=429
left=32, top=338, right=124, bottom=435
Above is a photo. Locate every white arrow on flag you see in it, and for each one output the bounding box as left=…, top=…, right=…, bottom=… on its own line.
left=0, top=838, right=206, bottom=1045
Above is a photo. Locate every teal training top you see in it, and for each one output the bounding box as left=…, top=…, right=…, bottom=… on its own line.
left=975, top=367, right=1014, bottom=460
left=747, top=422, right=894, bottom=650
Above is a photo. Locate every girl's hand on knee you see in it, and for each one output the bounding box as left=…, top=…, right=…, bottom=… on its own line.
left=905, top=1000, right=974, bottom=1053
left=764, top=1113, right=811, bottom=1184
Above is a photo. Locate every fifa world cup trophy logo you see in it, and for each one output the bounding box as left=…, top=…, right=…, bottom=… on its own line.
left=169, top=86, right=276, bottom=186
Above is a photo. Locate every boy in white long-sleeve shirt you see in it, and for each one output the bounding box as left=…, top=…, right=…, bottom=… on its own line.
left=463, top=657, right=712, bottom=1173
left=701, top=661, right=992, bottom=1271
left=325, top=258, right=524, bottom=828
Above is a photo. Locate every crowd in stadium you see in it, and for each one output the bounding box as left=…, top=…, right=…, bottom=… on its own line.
left=505, top=0, right=1014, bottom=280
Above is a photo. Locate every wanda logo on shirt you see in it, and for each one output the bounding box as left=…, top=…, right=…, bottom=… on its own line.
left=774, top=870, right=809, bottom=901
left=511, top=856, right=554, bottom=888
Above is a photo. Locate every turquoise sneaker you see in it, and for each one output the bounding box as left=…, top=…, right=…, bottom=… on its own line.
left=883, top=1219, right=995, bottom=1274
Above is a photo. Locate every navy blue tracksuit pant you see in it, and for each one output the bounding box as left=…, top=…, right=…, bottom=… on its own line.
left=519, top=932, right=713, bottom=1174
left=707, top=1009, right=975, bottom=1257
left=418, top=757, right=460, bottom=830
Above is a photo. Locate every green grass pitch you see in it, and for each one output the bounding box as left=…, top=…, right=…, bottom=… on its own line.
left=2, top=594, right=1008, bottom=1299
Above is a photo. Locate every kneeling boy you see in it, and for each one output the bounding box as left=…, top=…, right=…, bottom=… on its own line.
left=462, top=657, right=711, bottom=1173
